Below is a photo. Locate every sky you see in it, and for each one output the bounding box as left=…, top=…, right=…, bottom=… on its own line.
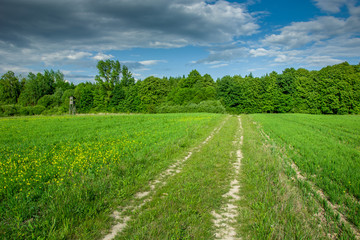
left=0, top=0, right=359, bottom=84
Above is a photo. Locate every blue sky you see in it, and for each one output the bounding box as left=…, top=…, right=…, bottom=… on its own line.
left=0, top=0, right=359, bottom=83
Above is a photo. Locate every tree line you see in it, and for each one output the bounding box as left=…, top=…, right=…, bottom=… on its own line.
left=0, top=60, right=359, bottom=116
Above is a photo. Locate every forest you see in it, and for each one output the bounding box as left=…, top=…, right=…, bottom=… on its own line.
left=0, top=60, right=359, bottom=116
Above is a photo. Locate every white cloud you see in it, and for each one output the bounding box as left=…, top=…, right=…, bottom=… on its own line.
left=263, top=16, right=347, bottom=49
left=67, top=51, right=92, bottom=60
left=93, top=53, right=114, bottom=61
left=139, top=60, right=167, bottom=66
left=149, top=40, right=188, bottom=48
left=209, top=63, right=228, bottom=68
left=313, top=0, right=349, bottom=13
left=249, top=48, right=273, bottom=57
left=41, top=50, right=92, bottom=65
left=0, top=65, right=32, bottom=75
left=304, top=55, right=343, bottom=66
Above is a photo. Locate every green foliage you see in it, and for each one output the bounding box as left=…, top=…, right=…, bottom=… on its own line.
left=94, top=59, right=121, bottom=91
left=18, top=71, right=55, bottom=106
left=120, top=65, right=135, bottom=88
left=0, top=71, right=21, bottom=104
left=216, top=62, right=360, bottom=114
left=37, top=95, right=54, bottom=108
left=0, top=104, right=18, bottom=116
left=157, top=100, right=225, bottom=114
left=74, top=83, right=94, bottom=113
left=139, top=76, right=170, bottom=113
left=1, top=62, right=360, bottom=116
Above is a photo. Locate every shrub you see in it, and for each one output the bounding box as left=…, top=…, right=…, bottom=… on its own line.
left=29, top=105, right=46, bottom=115
left=156, top=100, right=226, bottom=114
left=0, top=105, right=18, bottom=116
left=37, top=95, right=54, bottom=107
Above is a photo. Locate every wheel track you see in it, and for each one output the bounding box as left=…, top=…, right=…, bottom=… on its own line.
left=102, top=116, right=229, bottom=240
left=212, top=116, right=243, bottom=240
left=258, top=124, right=360, bottom=239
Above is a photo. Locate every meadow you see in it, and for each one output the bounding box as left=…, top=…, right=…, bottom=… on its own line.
left=0, top=113, right=225, bottom=239
left=1, top=113, right=359, bottom=239
left=251, top=114, right=360, bottom=236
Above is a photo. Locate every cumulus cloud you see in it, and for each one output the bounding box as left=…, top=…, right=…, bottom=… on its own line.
left=0, top=0, right=258, bottom=50
left=249, top=48, right=273, bottom=57
left=41, top=51, right=92, bottom=66
left=304, top=55, right=343, bottom=66
left=313, top=0, right=349, bottom=13
left=0, top=0, right=259, bottom=77
left=263, top=16, right=348, bottom=49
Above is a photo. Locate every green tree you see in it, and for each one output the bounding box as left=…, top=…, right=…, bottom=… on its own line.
left=109, top=84, right=126, bottom=111
left=18, top=72, right=54, bottom=106
left=74, top=83, right=95, bottom=112
left=139, top=76, right=169, bottom=113
left=120, top=65, right=135, bottom=88
left=0, top=71, right=21, bottom=104
left=95, top=59, right=121, bottom=91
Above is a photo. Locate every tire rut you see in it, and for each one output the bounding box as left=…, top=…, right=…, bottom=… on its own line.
left=212, top=116, right=243, bottom=240
left=102, top=117, right=229, bottom=240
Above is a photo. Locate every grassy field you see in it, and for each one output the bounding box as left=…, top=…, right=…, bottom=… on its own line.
left=251, top=114, right=360, bottom=238
left=0, top=113, right=225, bottom=239
left=1, top=113, right=359, bottom=239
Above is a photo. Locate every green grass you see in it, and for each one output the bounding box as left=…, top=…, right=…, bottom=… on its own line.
left=117, top=116, right=238, bottom=239
left=238, top=115, right=338, bottom=239
left=2, top=113, right=359, bottom=239
left=0, top=113, right=225, bottom=239
left=249, top=114, right=360, bottom=237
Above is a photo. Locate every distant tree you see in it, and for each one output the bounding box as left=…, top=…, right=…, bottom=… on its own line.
left=52, top=87, right=64, bottom=107
left=0, top=71, right=21, bottom=104
left=120, top=65, right=135, bottom=88
left=18, top=72, right=54, bottom=106
left=124, top=81, right=142, bottom=112
left=139, top=76, right=169, bottom=113
left=216, top=75, right=241, bottom=110
left=95, top=59, right=121, bottom=91
left=74, top=83, right=95, bottom=112
left=179, top=70, right=202, bottom=88
left=109, top=84, right=126, bottom=111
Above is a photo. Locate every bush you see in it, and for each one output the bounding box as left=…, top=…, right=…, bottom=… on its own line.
left=29, top=105, right=46, bottom=115
left=198, top=100, right=226, bottom=113
left=42, top=107, right=63, bottom=115
left=37, top=95, right=54, bottom=107
left=0, top=105, right=18, bottom=116
left=156, top=100, right=226, bottom=114
left=18, top=106, right=31, bottom=115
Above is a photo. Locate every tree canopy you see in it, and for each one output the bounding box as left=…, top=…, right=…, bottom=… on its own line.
left=1, top=61, right=359, bottom=116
